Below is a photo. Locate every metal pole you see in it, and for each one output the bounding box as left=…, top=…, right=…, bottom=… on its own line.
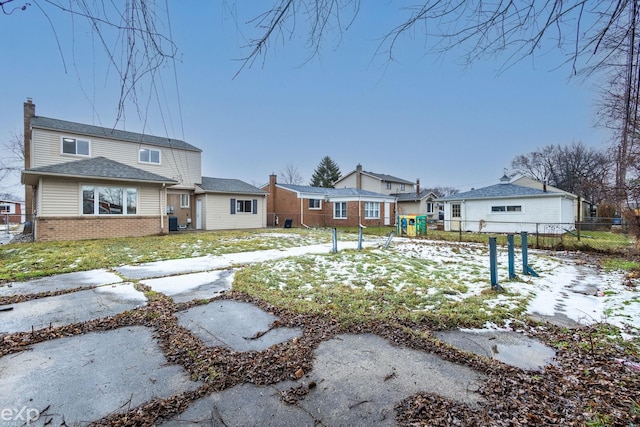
left=358, top=226, right=363, bottom=250
left=332, top=228, right=338, bottom=253
left=521, top=231, right=528, bottom=275
left=507, top=234, right=516, bottom=279
left=490, top=237, right=498, bottom=288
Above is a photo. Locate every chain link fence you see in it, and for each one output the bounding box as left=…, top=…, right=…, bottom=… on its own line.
left=1, top=213, right=33, bottom=244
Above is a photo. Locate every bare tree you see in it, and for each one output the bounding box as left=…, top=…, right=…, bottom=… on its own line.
left=424, top=186, right=459, bottom=198
left=511, top=141, right=613, bottom=205
left=6, top=1, right=639, bottom=116
left=278, top=163, right=304, bottom=184
left=0, top=133, right=25, bottom=194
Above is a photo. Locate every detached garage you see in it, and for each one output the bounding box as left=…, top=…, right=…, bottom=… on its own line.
left=194, top=177, right=267, bottom=230
left=438, top=176, right=577, bottom=234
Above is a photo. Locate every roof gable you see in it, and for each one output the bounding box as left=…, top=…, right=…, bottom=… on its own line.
left=31, top=116, right=202, bottom=152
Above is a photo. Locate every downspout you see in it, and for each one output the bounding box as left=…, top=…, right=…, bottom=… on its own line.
left=300, top=197, right=310, bottom=228
left=160, top=184, right=165, bottom=232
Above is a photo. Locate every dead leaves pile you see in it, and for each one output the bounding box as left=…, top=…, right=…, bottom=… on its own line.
left=1, top=290, right=639, bottom=426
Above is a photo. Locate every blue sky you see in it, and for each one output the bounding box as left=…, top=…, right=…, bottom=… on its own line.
left=0, top=2, right=610, bottom=198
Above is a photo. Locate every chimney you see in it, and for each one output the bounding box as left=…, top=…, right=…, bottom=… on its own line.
left=24, top=98, right=36, bottom=218
left=356, top=164, right=362, bottom=189
left=416, top=178, right=420, bottom=196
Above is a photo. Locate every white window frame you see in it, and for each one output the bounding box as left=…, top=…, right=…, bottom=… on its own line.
left=334, top=201, right=347, bottom=219
left=385, top=182, right=392, bottom=190
left=236, top=199, right=253, bottom=213
left=82, top=185, right=138, bottom=215
left=426, top=202, right=434, bottom=214
left=61, top=137, right=90, bottom=157
left=180, top=194, right=190, bottom=208
left=400, top=184, right=405, bottom=191
left=491, top=205, right=522, bottom=213
left=364, top=201, right=380, bottom=219
left=308, top=199, right=322, bottom=210
left=139, top=147, right=161, bottom=165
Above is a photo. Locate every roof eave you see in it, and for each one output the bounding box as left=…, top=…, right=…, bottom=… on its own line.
left=21, top=170, right=177, bottom=186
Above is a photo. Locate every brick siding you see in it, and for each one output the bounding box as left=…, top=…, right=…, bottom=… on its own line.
left=34, top=216, right=168, bottom=242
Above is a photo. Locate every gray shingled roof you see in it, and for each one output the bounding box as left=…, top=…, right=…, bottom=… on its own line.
left=438, top=183, right=569, bottom=201
left=395, top=190, right=436, bottom=202
left=199, top=177, right=267, bottom=194
left=278, top=184, right=395, bottom=199
left=31, top=116, right=202, bottom=152
left=362, top=170, right=414, bottom=185
left=23, top=157, right=178, bottom=183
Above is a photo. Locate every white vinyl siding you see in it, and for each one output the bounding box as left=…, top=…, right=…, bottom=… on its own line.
left=36, top=179, right=163, bottom=217
left=204, top=194, right=266, bottom=230
left=38, top=179, right=79, bottom=216
left=444, top=196, right=576, bottom=233
left=31, top=128, right=201, bottom=189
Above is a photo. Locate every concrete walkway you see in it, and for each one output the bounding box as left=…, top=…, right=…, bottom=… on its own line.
left=0, top=240, right=554, bottom=426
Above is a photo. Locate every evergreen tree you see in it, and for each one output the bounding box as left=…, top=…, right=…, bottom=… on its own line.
left=310, top=156, right=341, bottom=188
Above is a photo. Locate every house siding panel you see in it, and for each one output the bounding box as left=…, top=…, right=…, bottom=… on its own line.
left=446, top=196, right=575, bottom=233
left=204, top=194, right=265, bottom=230
left=30, top=128, right=201, bottom=188
left=39, top=179, right=79, bottom=216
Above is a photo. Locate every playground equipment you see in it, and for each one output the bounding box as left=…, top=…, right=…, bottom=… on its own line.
left=490, top=232, right=538, bottom=290
left=397, top=215, right=427, bottom=237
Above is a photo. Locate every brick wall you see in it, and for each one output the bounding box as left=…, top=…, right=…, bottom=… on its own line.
left=34, top=216, right=168, bottom=242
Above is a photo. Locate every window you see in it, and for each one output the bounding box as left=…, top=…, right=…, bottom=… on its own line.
left=180, top=194, right=190, bottom=208
left=62, top=137, right=90, bottom=156
left=364, top=202, right=380, bottom=219
left=308, top=199, right=321, bottom=210
left=82, top=186, right=137, bottom=215
left=230, top=198, right=257, bottom=214
left=491, top=205, right=522, bottom=213
left=385, top=182, right=392, bottom=190
left=400, top=184, right=405, bottom=191
left=139, top=148, right=161, bottom=164
left=426, top=202, right=434, bottom=213
left=451, top=203, right=461, bottom=218
left=0, top=205, right=10, bottom=213
left=334, top=202, right=347, bottom=219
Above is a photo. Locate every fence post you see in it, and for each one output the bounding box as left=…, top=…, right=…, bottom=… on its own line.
left=521, top=231, right=528, bottom=275
left=332, top=228, right=338, bottom=253
left=507, top=234, right=516, bottom=279
left=535, top=223, right=539, bottom=248
left=489, top=237, right=502, bottom=290
left=358, top=226, right=363, bottom=250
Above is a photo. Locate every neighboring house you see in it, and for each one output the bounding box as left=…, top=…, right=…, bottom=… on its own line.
left=21, top=99, right=266, bottom=241
left=395, top=186, right=440, bottom=221
left=511, top=175, right=593, bottom=220
left=194, top=177, right=267, bottom=230
left=438, top=175, right=578, bottom=234
left=0, top=200, right=23, bottom=224
left=263, top=175, right=397, bottom=228
left=335, top=164, right=416, bottom=196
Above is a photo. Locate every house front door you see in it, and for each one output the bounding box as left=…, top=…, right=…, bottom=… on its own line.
left=196, top=199, right=202, bottom=230
left=384, top=202, right=391, bottom=226
left=450, top=203, right=462, bottom=231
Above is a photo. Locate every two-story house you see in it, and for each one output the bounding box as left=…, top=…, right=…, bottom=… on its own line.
left=21, top=99, right=266, bottom=241
left=335, top=164, right=438, bottom=221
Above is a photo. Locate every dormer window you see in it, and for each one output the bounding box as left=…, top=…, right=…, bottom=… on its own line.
left=139, top=147, right=161, bottom=164
left=62, top=137, right=90, bottom=156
